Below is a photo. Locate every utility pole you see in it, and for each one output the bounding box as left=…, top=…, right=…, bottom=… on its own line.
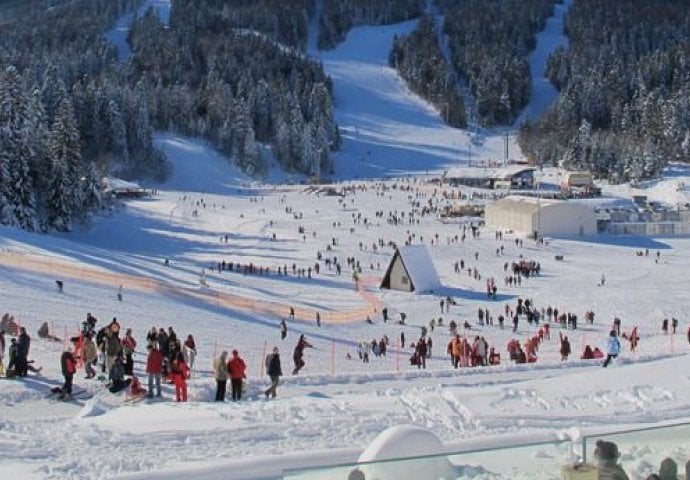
left=504, top=130, right=509, bottom=166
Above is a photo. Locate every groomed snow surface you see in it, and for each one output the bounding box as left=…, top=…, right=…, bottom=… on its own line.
left=2, top=7, right=690, bottom=480
left=3, top=131, right=690, bottom=479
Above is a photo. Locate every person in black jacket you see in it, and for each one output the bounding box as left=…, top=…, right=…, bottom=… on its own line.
left=16, top=327, right=30, bottom=376
left=109, top=354, right=130, bottom=393
left=264, top=347, right=282, bottom=399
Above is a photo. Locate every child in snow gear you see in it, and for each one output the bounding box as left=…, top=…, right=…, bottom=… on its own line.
left=59, top=339, right=78, bottom=400
left=38, top=322, right=61, bottom=342
left=228, top=350, right=247, bottom=401
left=170, top=352, right=190, bottom=401
left=264, top=347, right=282, bottom=399
left=214, top=351, right=229, bottom=401
left=603, top=330, right=621, bottom=367
left=109, top=354, right=131, bottom=393
left=128, top=376, right=147, bottom=399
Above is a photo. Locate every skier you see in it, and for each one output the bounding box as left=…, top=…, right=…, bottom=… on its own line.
left=292, top=334, right=313, bottom=375
left=227, top=349, right=247, bottom=401
left=316, top=311, right=321, bottom=327
left=213, top=351, right=229, bottom=401
left=117, top=284, right=123, bottom=302
left=400, top=331, right=405, bottom=349
left=264, top=346, right=282, bottom=399
left=603, top=330, right=621, bottom=368
left=280, top=319, right=288, bottom=340
left=59, top=338, right=78, bottom=400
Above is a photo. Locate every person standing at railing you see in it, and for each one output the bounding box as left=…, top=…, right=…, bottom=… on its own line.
left=594, top=440, right=629, bottom=480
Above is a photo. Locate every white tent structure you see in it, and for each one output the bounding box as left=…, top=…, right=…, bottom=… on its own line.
left=380, top=245, right=441, bottom=293
left=484, top=196, right=597, bottom=237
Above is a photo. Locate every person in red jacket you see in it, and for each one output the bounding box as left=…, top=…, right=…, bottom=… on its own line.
left=145, top=344, right=164, bottom=398
left=170, top=352, right=190, bottom=402
left=227, top=349, right=247, bottom=401
left=59, top=338, right=78, bottom=400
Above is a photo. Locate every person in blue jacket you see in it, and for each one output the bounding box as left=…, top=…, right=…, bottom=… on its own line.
left=603, top=330, right=621, bottom=367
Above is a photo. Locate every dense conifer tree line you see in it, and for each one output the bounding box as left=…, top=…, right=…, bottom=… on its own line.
left=519, top=0, right=690, bottom=182
left=443, top=0, right=557, bottom=127
left=0, top=0, right=339, bottom=231
left=389, top=15, right=466, bottom=128
left=0, top=0, right=147, bottom=231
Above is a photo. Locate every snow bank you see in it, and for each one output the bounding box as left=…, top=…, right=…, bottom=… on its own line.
left=357, top=425, right=457, bottom=480
left=76, top=397, right=111, bottom=418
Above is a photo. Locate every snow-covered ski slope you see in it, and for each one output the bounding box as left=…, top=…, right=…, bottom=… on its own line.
left=514, top=0, right=572, bottom=126
left=316, top=21, right=520, bottom=178
left=2, top=132, right=690, bottom=480
left=2, top=3, right=690, bottom=480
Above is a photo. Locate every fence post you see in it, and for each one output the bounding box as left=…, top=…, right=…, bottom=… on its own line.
left=581, top=332, right=586, bottom=356
left=671, top=333, right=675, bottom=354
left=260, top=341, right=267, bottom=377
left=212, top=338, right=218, bottom=365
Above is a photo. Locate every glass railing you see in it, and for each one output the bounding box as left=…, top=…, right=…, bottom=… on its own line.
left=283, top=422, right=690, bottom=480
left=582, top=422, right=690, bottom=480
left=283, top=439, right=574, bottom=480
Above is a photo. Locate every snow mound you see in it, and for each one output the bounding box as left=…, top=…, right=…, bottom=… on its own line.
left=357, top=425, right=457, bottom=480
left=76, top=398, right=111, bottom=418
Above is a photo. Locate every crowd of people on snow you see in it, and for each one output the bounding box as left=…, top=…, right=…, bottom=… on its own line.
left=3, top=179, right=690, bottom=403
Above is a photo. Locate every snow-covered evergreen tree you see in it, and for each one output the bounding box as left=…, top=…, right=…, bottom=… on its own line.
left=48, top=97, right=83, bottom=227
left=107, top=99, right=129, bottom=167
left=0, top=66, right=36, bottom=229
